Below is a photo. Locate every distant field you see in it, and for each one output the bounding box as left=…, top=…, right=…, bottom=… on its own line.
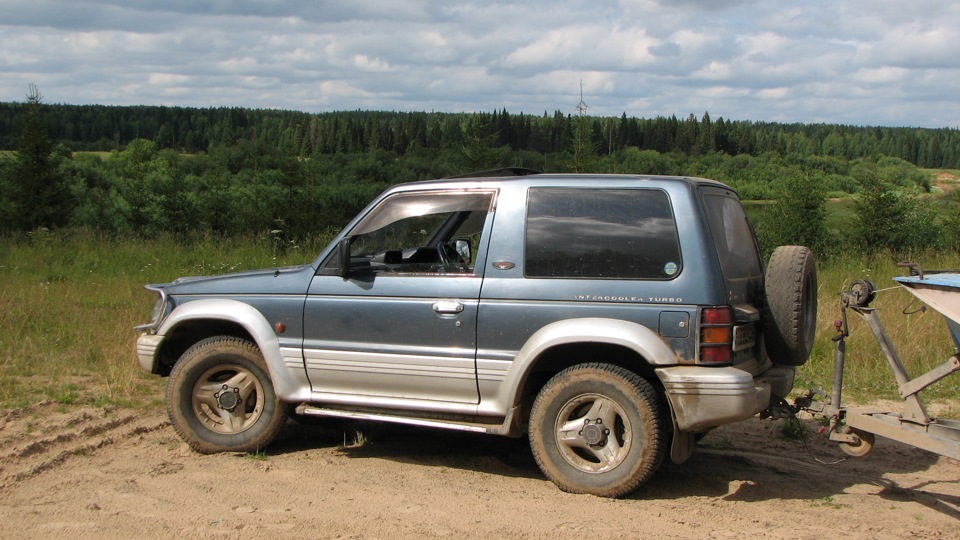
left=74, top=150, right=113, bottom=160
left=73, top=150, right=197, bottom=160
left=745, top=168, right=959, bottom=235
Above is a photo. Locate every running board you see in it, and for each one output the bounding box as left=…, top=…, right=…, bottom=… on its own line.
left=295, top=405, right=524, bottom=437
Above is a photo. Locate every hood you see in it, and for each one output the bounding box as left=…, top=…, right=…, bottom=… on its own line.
left=153, top=264, right=316, bottom=296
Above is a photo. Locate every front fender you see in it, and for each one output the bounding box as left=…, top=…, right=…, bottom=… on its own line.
left=485, top=318, right=677, bottom=414
left=156, top=299, right=311, bottom=401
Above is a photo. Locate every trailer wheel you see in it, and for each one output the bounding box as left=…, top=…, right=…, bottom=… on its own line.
left=839, top=426, right=875, bottom=457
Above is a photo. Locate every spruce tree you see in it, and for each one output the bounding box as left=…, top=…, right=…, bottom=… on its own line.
left=11, top=85, right=71, bottom=230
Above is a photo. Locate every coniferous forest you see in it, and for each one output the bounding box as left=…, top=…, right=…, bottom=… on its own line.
left=1, top=97, right=958, bottom=255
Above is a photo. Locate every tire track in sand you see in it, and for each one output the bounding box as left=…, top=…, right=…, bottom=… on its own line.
left=0, top=405, right=169, bottom=490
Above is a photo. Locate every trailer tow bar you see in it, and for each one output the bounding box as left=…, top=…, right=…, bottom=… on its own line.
left=794, top=276, right=960, bottom=461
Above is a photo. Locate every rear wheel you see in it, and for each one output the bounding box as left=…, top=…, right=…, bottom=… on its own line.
left=762, top=245, right=818, bottom=366
left=529, top=363, right=667, bottom=498
left=166, top=336, right=287, bottom=454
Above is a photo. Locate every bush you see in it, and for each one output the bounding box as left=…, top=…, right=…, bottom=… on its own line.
left=853, top=176, right=939, bottom=252
left=758, top=171, right=827, bottom=254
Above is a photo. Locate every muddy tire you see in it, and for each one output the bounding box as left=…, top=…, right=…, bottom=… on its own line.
left=528, top=363, right=667, bottom=498
left=166, top=336, right=287, bottom=454
left=762, top=246, right=817, bottom=366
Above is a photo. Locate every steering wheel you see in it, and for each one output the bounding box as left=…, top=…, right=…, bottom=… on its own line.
left=437, top=242, right=464, bottom=273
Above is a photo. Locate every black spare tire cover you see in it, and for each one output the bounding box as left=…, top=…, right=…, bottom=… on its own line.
left=761, top=246, right=817, bottom=366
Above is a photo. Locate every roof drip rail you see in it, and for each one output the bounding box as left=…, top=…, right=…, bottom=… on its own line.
left=445, top=167, right=543, bottom=179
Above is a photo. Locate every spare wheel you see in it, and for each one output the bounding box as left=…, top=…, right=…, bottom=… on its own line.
left=761, top=246, right=817, bottom=366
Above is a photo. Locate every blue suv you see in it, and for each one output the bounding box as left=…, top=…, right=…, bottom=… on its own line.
left=137, top=171, right=817, bottom=497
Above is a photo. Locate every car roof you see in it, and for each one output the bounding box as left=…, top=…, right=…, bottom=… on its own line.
left=399, top=170, right=733, bottom=191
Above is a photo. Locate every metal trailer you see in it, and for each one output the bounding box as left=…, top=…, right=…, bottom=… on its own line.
left=794, top=263, right=960, bottom=460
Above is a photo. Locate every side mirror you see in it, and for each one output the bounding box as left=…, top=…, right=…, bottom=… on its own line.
left=454, top=239, right=471, bottom=263
left=337, top=237, right=352, bottom=278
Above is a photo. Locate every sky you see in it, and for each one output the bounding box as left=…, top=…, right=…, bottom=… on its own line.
left=1, top=0, right=959, bottom=128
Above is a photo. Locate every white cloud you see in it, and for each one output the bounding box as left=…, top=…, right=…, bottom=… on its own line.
left=0, top=0, right=958, bottom=126
left=147, top=73, right=191, bottom=85
left=855, top=67, right=911, bottom=84
left=352, top=55, right=391, bottom=72
left=756, top=87, right=789, bottom=100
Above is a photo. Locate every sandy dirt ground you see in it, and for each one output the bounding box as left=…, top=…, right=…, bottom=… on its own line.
left=1, top=401, right=958, bottom=540
left=933, top=171, right=959, bottom=194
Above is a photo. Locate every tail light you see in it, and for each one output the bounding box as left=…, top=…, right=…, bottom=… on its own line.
left=699, top=306, right=733, bottom=364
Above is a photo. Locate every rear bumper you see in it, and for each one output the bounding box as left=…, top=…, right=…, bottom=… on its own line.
left=755, top=365, right=795, bottom=399
left=656, top=366, right=771, bottom=432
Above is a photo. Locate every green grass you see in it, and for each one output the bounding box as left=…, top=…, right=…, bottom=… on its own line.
left=823, top=198, right=858, bottom=233
left=798, top=251, right=960, bottom=404
left=810, top=496, right=848, bottom=510
left=341, top=430, right=368, bottom=448
left=0, top=230, right=956, bottom=412
left=0, top=229, right=322, bottom=408
left=245, top=450, right=270, bottom=461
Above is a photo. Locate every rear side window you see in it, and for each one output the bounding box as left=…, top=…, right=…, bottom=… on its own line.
left=525, top=188, right=682, bottom=279
left=702, top=192, right=762, bottom=280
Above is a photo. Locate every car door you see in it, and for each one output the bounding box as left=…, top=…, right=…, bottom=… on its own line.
left=303, top=189, right=496, bottom=404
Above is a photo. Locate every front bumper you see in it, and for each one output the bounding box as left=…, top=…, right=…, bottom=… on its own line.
left=136, top=333, right=164, bottom=374
left=656, top=366, right=771, bottom=432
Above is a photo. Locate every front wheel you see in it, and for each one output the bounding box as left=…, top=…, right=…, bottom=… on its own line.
left=528, top=363, right=667, bottom=498
left=166, top=336, right=288, bottom=453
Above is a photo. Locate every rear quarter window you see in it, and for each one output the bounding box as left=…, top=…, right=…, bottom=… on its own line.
left=701, top=191, right=762, bottom=280
left=524, top=188, right=682, bottom=279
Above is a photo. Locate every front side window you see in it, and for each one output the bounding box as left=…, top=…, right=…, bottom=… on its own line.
left=525, top=188, right=682, bottom=279
left=328, top=190, right=495, bottom=275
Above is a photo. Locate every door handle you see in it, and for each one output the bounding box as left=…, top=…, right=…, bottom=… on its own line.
left=432, top=301, right=464, bottom=314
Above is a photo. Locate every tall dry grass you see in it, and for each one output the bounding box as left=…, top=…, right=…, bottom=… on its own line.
left=800, top=251, right=960, bottom=405
left=0, top=230, right=320, bottom=408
